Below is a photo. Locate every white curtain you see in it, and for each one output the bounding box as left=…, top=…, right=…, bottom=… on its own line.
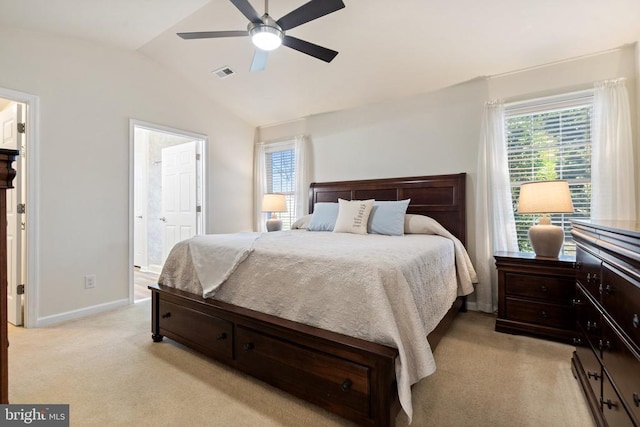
left=591, top=79, right=636, bottom=221
left=294, top=135, right=312, bottom=218
left=474, top=100, right=519, bottom=313
left=254, top=142, right=268, bottom=232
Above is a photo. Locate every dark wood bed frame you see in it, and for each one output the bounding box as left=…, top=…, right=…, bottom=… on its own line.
left=149, top=173, right=468, bottom=427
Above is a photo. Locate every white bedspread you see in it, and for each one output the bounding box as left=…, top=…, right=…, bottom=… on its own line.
left=159, top=230, right=476, bottom=422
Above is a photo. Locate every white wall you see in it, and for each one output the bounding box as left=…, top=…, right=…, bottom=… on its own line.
left=0, top=27, right=255, bottom=324
left=259, top=44, right=639, bottom=308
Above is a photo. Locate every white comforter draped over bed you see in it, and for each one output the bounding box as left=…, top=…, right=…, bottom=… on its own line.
left=159, top=230, right=474, bottom=422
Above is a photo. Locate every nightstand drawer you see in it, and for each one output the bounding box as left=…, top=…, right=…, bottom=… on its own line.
left=506, top=298, right=574, bottom=329
left=505, top=272, right=574, bottom=302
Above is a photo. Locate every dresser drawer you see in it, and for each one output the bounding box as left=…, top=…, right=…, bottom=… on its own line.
left=576, top=246, right=602, bottom=301
left=505, top=298, right=573, bottom=330
left=602, top=371, right=636, bottom=427
left=575, top=283, right=603, bottom=353
left=235, top=326, right=370, bottom=417
left=158, top=299, right=233, bottom=359
left=602, top=319, right=640, bottom=425
left=602, top=263, right=640, bottom=348
left=575, top=341, right=603, bottom=402
left=504, top=272, right=574, bottom=302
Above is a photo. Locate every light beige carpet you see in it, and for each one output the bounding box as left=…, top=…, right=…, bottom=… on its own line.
left=8, top=302, right=593, bottom=426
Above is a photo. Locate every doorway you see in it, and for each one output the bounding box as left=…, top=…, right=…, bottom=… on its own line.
left=129, top=120, right=206, bottom=302
left=0, top=87, right=38, bottom=329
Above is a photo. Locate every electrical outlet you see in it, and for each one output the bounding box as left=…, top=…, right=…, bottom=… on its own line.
left=84, top=274, right=96, bottom=289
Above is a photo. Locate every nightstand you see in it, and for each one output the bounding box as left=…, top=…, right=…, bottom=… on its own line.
left=494, top=251, right=576, bottom=343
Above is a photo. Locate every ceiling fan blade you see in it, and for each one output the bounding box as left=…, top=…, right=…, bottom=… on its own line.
left=250, top=49, right=269, bottom=72
left=177, top=30, right=248, bottom=40
left=282, top=36, right=338, bottom=63
left=230, top=0, right=264, bottom=24
left=276, top=0, right=345, bottom=31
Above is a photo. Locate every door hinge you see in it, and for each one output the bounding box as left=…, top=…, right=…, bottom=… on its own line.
left=196, top=153, right=201, bottom=161
left=17, top=284, right=24, bottom=295
left=17, top=123, right=26, bottom=134
left=17, top=203, right=25, bottom=214
left=196, top=205, right=201, bottom=213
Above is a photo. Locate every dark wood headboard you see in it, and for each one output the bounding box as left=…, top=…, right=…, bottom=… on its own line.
left=309, top=173, right=467, bottom=245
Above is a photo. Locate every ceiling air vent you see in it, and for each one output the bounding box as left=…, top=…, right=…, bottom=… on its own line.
left=213, top=66, right=235, bottom=79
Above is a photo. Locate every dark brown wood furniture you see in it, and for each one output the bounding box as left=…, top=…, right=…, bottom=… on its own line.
left=0, top=149, right=18, bottom=404
left=571, top=220, right=640, bottom=427
left=495, top=251, right=577, bottom=343
left=149, top=173, right=468, bottom=427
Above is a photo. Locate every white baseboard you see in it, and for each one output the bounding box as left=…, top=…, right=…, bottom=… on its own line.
left=35, top=298, right=130, bottom=327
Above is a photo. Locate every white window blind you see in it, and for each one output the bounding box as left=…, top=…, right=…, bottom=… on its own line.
left=505, top=91, right=593, bottom=256
left=265, top=142, right=296, bottom=230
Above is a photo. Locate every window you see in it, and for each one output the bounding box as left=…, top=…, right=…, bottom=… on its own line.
left=265, top=142, right=296, bottom=230
left=505, top=92, right=593, bottom=256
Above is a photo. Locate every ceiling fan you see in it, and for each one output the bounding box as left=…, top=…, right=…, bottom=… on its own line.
left=177, top=0, right=345, bottom=72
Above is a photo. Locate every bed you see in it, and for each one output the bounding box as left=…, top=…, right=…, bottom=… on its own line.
left=149, top=173, right=473, bottom=427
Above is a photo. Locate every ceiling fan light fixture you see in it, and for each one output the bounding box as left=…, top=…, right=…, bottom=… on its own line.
left=248, top=14, right=283, bottom=51
left=250, top=24, right=283, bottom=51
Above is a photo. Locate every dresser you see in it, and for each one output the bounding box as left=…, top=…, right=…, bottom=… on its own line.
left=495, top=251, right=577, bottom=343
left=571, top=220, right=640, bottom=427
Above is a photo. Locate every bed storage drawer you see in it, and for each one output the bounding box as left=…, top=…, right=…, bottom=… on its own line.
left=158, top=299, right=233, bottom=359
left=235, top=325, right=371, bottom=417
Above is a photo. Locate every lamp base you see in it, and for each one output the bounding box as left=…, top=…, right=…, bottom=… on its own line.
left=266, top=218, right=282, bottom=232
left=528, top=224, right=564, bottom=258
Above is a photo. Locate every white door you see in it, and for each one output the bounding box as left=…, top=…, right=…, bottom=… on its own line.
left=133, top=132, right=148, bottom=268
left=161, top=141, right=197, bottom=263
left=0, top=103, right=23, bottom=326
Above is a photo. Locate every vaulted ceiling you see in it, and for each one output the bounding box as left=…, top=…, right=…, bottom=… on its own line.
left=1, top=0, right=640, bottom=126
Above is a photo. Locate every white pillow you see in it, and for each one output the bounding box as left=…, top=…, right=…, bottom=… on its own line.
left=291, top=214, right=312, bottom=229
left=333, top=199, right=374, bottom=234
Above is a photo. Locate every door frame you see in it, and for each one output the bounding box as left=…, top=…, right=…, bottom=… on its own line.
left=0, top=87, right=40, bottom=329
left=128, top=119, right=207, bottom=303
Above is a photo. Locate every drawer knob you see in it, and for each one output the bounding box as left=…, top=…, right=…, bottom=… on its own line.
left=341, top=379, right=352, bottom=392
left=633, top=393, right=639, bottom=407
left=540, top=285, right=548, bottom=292
left=600, top=397, right=618, bottom=410
left=602, top=284, right=614, bottom=295
left=540, top=311, right=548, bottom=319
left=599, top=340, right=612, bottom=351
left=161, top=312, right=171, bottom=319
left=633, top=314, right=639, bottom=329
left=586, top=321, right=598, bottom=331
left=587, top=371, right=601, bottom=381
left=243, top=343, right=254, bottom=352
left=216, top=333, right=227, bottom=341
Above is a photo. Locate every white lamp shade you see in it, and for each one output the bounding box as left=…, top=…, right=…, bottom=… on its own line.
left=261, top=194, right=287, bottom=213
left=517, top=180, right=574, bottom=214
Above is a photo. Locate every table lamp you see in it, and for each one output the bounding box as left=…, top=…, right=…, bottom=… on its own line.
left=517, top=180, right=574, bottom=258
left=261, top=194, right=287, bottom=232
